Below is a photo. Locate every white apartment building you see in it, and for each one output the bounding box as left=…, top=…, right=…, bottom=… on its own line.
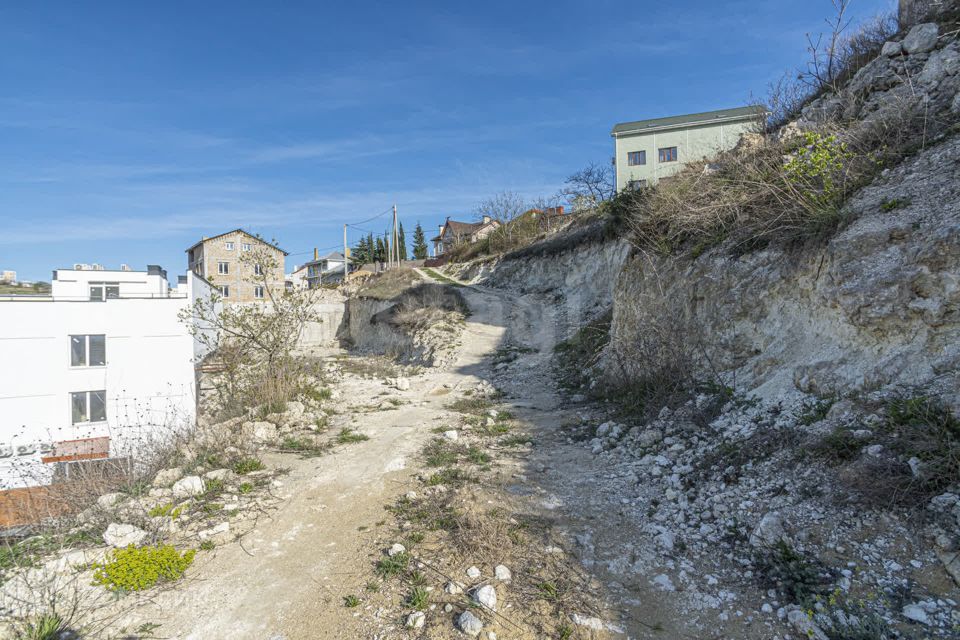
left=0, top=265, right=219, bottom=491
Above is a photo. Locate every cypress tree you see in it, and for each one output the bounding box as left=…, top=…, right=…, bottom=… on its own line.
left=412, top=222, right=428, bottom=260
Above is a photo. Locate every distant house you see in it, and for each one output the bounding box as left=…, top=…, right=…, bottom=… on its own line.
left=186, top=229, right=287, bottom=303
left=0, top=271, right=16, bottom=284
left=431, top=216, right=501, bottom=256
left=611, top=106, right=766, bottom=191
left=290, top=250, right=347, bottom=289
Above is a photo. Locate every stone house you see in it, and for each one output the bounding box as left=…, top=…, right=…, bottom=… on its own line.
left=186, top=229, right=287, bottom=303
left=431, top=216, right=501, bottom=256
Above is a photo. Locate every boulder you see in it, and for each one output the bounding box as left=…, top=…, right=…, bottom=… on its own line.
left=103, top=523, right=148, bottom=548
left=152, top=467, right=183, bottom=487
left=750, top=512, right=787, bottom=547
left=456, top=611, right=484, bottom=636
left=902, top=23, right=939, bottom=54
left=172, top=475, right=205, bottom=499
left=249, top=421, right=278, bottom=444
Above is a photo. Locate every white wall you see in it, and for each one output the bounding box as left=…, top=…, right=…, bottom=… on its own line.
left=52, top=269, right=170, bottom=300
left=0, top=273, right=216, bottom=489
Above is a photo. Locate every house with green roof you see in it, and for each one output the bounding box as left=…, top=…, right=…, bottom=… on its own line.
left=611, top=106, right=766, bottom=192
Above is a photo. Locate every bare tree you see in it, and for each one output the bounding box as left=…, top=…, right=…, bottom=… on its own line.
left=181, top=247, right=319, bottom=416
left=560, top=162, right=615, bottom=209
left=475, top=190, right=528, bottom=247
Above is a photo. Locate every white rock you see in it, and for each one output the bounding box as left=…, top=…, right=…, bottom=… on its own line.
left=96, top=493, right=126, bottom=511
left=494, top=564, right=512, bottom=582
left=405, top=611, right=425, bottom=629
left=203, top=468, right=235, bottom=482
left=652, top=573, right=675, bottom=591
left=866, top=444, right=884, bottom=457
left=152, top=467, right=183, bottom=487
left=881, top=40, right=903, bottom=57
left=172, top=475, right=205, bottom=499
left=249, top=421, right=278, bottom=444
left=457, top=611, right=484, bottom=636
left=388, top=543, right=406, bottom=557
left=198, top=522, right=231, bottom=544
left=571, top=613, right=605, bottom=630
left=750, top=512, right=787, bottom=547
left=466, top=566, right=481, bottom=579
left=103, top=523, right=148, bottom=548
left=393, top=377, right=411, bottom=391
left=902, top=603, right=931, bottom=625
left=404, top=491, right=418, bottom=500
left=473, top=584, right=497, bottom=611
left=487, top=409, right=498, bottom=418
left=445, top=581, right=464, bottom=594
left=443, top=430, right=459, bottom=442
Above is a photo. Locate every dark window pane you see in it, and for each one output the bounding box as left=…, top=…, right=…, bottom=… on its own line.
left=71, top=392, right=87, bottom=424
left=70, top=336, right=86, bottom=367
left=89, top=286, right=103, bottom=301
left=89, top=335, right=106, bottom=366
left=90, top=390, right=107, bottom=422
left=105, top=285, right=120, bottom=299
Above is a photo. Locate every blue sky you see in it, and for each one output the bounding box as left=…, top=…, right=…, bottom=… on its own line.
left=1, top=0, right=892, bottom=280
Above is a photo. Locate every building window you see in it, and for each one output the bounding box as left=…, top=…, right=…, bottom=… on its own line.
left=627, top=179, right=648, bottom=191
left=658, top=147, right=678, bottom=163
left=88, top=283, right=119, bottom=300
left=218, top=261, right=229, bottom=275
left=225, top=242, right=235, bottom=250
left=242, top=243, right=251, bottom=252
left=627, top=151, right=646, bottom=166
left=71, top=390, right=107, bottom=424
left=219, top=285, right=230, bottom=298
left=254, top=286, right=264, bottom=299
left=254, top=264, right=263, bottom=276
left=70, top=335, right=106, bottom=367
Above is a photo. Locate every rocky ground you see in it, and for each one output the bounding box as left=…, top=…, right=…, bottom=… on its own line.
left=2, top=266, right=959, bottom=639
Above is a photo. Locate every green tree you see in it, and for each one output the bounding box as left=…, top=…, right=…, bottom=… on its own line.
left=412, top=222, right=428, bottom=260
left=374, top=236, right=386, bottom=262
left=398, top=222, right=407, bottom=261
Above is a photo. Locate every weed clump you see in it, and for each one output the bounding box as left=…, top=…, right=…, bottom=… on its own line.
left=91, top=544, right=196, bottom=592
left=232, top=458, right=265, bottom=475
left=753, top=541, right=833, bottom=606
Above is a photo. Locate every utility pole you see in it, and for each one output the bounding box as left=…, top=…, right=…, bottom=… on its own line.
left=392, top=204, right=398, bottom=268
left=343, top=223, right=348, bottom=284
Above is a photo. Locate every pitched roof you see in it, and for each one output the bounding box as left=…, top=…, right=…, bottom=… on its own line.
left=185, top=228, right=289, bottom=255
left=431, top=218, right=498, bottom=242
left=611, top=105, right=767, bottom=136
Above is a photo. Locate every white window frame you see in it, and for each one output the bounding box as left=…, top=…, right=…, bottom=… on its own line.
left=218, top=261, right=229, bottom=275
left=70, top=334, right=106, bottom=368
left=254, top=285, right=264, bottom=299
left=71, top=390, right=107, bottom=425
left=219, top=285, right=230, bottom=297
left=225, top=242, right=235, bottom=250
left=241, top=243, right=251, bottom=252
left=254, top=264, right=263, bottom=276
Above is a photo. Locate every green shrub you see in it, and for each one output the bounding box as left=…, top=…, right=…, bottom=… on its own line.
left=238, top=482, right=254, bottom=494
left=301, top=385, right=332, bottom=403
left=147, top=503, right=183, bottom=519
left=336, top=428, right=369, bottom=444
left=447, top=397, right=493, bottom=415
left=91, top=545, right=196, bottom=592
left=16, top=613, right=69, bottom=640
left=812, top=428, right=862, bottom=463
left=232, top=458, right=265, bottom=475
left=375, top=551, right=409, bottom=578
left=754, top=541, right=833, bottom=606
left=407, top=586, right=430, bottom=610
left=798, top=397, right=834, bottom=426
left=423, top=439, right=460, bottom=467
left=343, top=594, right=360, bottom=608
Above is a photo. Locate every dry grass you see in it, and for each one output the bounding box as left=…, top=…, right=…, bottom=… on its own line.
left=354, top=267, right=422, bottom=300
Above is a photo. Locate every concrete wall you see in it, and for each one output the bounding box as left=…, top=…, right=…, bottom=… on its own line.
left=299, top=302, right=347, bottom=347
left=0, top=274, right=215, bottom=489
left=51, top=269, right=169, bottom=300
left=614, top=118, right=758, bottom=190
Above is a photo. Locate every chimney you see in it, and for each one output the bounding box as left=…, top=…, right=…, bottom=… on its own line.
left=439, top=223, right=444, bottom=234
left=313, top=247, right=318, bottom=261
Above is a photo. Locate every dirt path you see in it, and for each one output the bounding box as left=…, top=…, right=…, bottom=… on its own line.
left=115, top=285, right=511, bottom=639
left=114, top=278, right=715, bottom=639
